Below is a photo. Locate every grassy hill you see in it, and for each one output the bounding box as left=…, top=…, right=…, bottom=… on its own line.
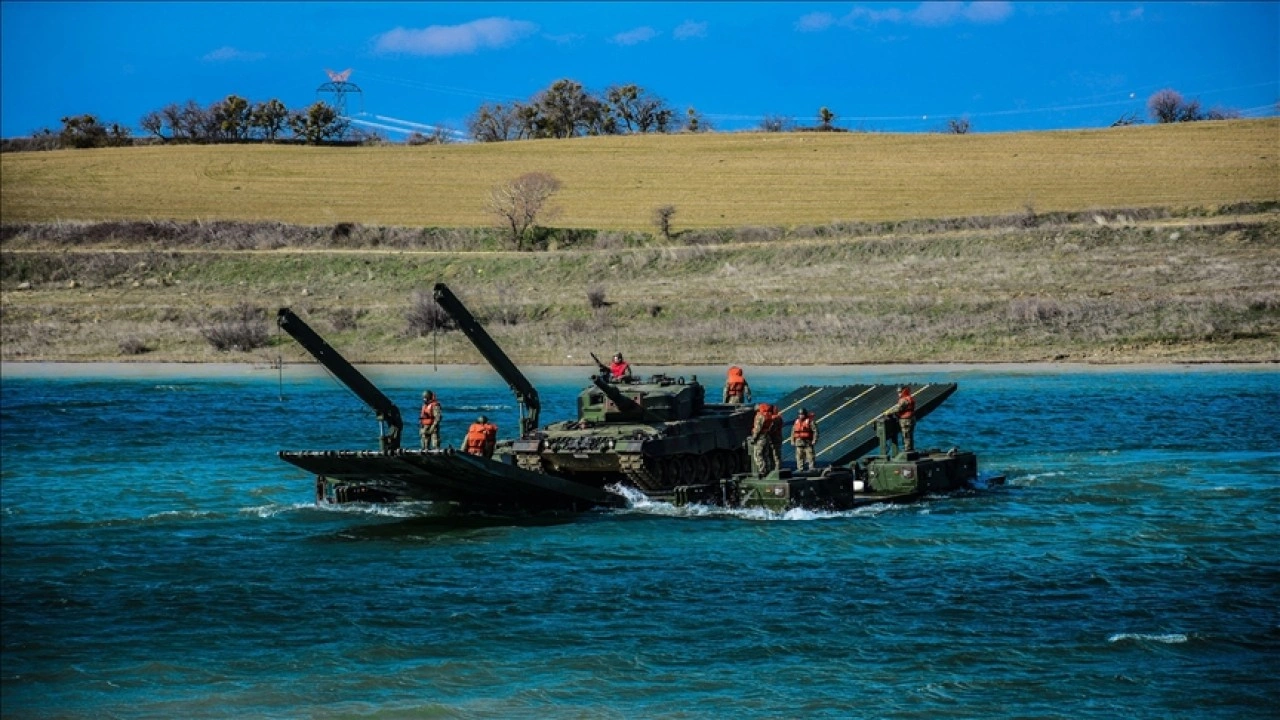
left=2, top=120, right=1277, bottom=366
left=3, top=119, right=1277, bottom=230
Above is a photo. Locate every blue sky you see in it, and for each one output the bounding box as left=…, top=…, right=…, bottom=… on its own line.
left=1, top=1, right=1276, bottom=139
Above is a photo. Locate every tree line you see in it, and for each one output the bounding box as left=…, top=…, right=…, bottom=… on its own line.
left=0, top=83, right=1250, bottom=153
left=3, top=96, right=353, bottom=152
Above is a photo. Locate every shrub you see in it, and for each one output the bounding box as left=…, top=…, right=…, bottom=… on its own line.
left=587, top=286, right=609, bottom=309
left=202, top=303, right=269, bottom=351
left=118, top=337, right=149, bottom=355
left=486, top=172, right=563, bottom=251
left=653, top=204, right=677, bottom=242
left=406, top=289, right=452, bottom=336
left=328, top=307, right=362, bottom=332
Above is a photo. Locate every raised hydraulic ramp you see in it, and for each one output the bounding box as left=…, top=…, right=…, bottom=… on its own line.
left=774, top=383, right=958, bottom=468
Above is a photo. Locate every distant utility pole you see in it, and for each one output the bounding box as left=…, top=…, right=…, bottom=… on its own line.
left=318, top=68, right=363, bottom=116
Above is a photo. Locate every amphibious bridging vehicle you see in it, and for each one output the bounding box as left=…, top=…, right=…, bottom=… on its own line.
left=276, top=283, right=991, bottom=513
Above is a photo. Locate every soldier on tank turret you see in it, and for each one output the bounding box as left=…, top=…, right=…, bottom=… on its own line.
left=608, top=353, right=633, bottom=382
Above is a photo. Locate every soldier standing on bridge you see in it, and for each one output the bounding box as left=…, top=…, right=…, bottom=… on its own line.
left=419, top=390, right=442, bottom=450
left=791, top=408, right=819, bottom=471
left=751, top=403, right=780, bottom=475
left=722, top=365, right=752, bottom=404
left=464, top=415, right=498, bottom=458
left=893, top=385, right=916, bottom=454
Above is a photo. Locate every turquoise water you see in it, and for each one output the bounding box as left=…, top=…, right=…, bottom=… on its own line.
left=2, top=364, right=1277, bottom=719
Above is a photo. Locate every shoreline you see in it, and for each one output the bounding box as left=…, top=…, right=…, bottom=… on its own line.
left=3, top=359, right=1276, bottom=382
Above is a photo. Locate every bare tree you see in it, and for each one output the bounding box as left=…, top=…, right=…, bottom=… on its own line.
left=1111, top=112, right=1143, bottom=127
left=140, top=110, right=167, bottom=141
left=1148, top=88, right=1204, bottom=123
left=652, top=204, right=677, bottom=241
left=945, top=117, right=972, bottom=134
left=759, top=114, right=793, bottom=132
left=468, top=101, right=521, bottom=142
left=406, top=290, right=453, bottom=336
left=486, top=172, right=563, bottom=251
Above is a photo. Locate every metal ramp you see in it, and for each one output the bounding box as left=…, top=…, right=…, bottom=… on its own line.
left=774, top=383, right=957, bottom=467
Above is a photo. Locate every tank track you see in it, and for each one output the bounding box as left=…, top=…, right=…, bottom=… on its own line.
left=515, top=453, right=544, bottom=474
left=620, top=454, right=665, bottom=492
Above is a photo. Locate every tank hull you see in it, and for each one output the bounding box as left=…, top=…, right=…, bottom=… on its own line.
left=675, top=449, right=988, bottom=512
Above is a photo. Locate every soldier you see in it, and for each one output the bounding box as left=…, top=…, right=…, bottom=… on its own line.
left=609, top=353, right=633, bottom=382
left=419, top=390, right=442, bottom=450
left=791, top=408, right=819, bottom=471
left=893, top=385, right=916, bottom=454
left=464, top=415, right=498, bottom=458
left=722, top=365, right=752, bottom=404
left=751, top=403, right=779, bottom=475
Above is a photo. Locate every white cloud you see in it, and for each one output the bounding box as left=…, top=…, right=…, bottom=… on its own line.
left=962, top=1, right=1015, bottom=23
left=1110, top=6, right=1145, bottom=23
left=840, top=2, right=1011, bottom=28
left=373, top=17, right=537, bottom=56
left=795, top=12, right=835, bottom=32
left=611, top=26, right=659, bottom=45
left=674, top=20, right=708, bottom=40
left=202, top=46, right=265, bottom=62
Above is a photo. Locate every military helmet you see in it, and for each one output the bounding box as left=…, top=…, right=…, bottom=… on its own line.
left=423, top=390, right=433, bottom=400
left=477, top=415, right=487, bottom=424
left=800, top=407, right=809, bottom=417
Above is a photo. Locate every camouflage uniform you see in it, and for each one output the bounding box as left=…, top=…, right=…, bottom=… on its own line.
left=419, top=392, right=442, bottom=450
left=750, top=406, right=778, bottom=476
left=791, top=411, right=819, bottom=471
left=894, top=388, right=916, bottom=454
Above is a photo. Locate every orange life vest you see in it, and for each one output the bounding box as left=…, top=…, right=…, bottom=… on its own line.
left=420, top=400, right=440, bottom=427
left=464, top=422, right=496, bottom=455
left=610, top=360, right=631, bottom=381
left=792, top=416, right=815, bottom=441
left=726, top=366, right=746, bottom=394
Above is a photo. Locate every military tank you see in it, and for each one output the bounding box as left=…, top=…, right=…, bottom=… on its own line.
left=434, top=284, right=755, bottom=493
left=507, top=373, right=753, bottom=492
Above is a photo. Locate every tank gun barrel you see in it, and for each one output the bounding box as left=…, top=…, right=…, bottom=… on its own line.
left=276, top=308, right=402, bottom=451
left=589, top=352, right=614, bottom=378
left=432, top=283, right=541, bottom=436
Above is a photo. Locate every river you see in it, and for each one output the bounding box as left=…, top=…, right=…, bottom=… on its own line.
left=2, top=363, right=1277, bottom=719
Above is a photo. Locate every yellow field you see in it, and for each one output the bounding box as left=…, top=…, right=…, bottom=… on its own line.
left=3, top=119, right=1277, bottom=230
